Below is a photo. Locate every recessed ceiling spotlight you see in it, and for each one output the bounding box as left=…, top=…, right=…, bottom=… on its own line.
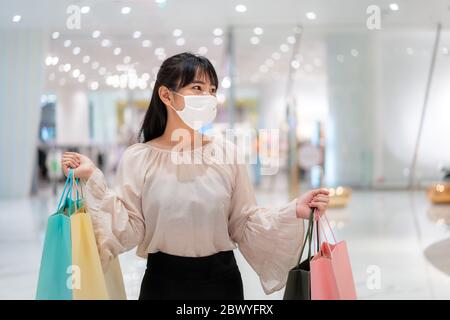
left=101, top=39, right=111, bottom=47
left=123, top=56, right=131, bottom=64
left=142, top=40, right=152, bottom=47
left=287, top=36, right=296, bottom=44
left=121, top=7, right=131, bottom=14
left=173, top=29, right=183, bottom=37
left=253, top=27, right=263, bottom=35
left=306, top=12, right=317, bottom=20
left=90, top=81, right=99, bottom=90
left=64, top=40, right=72, bottom=48
left=63, top=64, right=71, bottom=72
left=51, top=32, right=60, bottom=40
left=389, top=3, right=399, bottom=11
left=72, top=47, right=81, bottom=55
left=198, top=47, right=208, bottom=55
left=92, top=30, right=101, bottom=38
left=250, top=36, right=260, bottom=45
left=154, top=48, right=165, bottom=56
left=82, top=56, right=91, bottom=63
left=72, top=69, right=80, bottom=78
left=81, top=6, right=90, bottom=14
left=280, top=44, right=289, bottom=52
left=133, top=31, right=142, bottom=39
left=12, top=15, right=21, bottom=23
left=176, top=38, right=186, bottom=46
left=235, top=4, right=247, bottom=13
left=291, top=60, right=300, bottom=69
left=78, top=74, right=86, bottom=83
left=213, top=28, right=223, bottom=36
left=114, top=47, right=122, bottom=55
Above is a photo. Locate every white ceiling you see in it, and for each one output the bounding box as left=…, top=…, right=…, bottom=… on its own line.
left=2, top=0, right=450, bottom=91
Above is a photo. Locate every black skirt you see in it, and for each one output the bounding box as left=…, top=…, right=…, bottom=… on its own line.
left=139, top=250, right=244, bottom=300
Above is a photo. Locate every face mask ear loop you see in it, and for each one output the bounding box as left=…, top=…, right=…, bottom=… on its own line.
left=169, top=90, right=184, bottom=112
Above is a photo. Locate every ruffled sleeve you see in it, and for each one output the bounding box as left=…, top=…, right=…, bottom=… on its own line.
left=80, top=144, right=149, bottom=271
left=228, top=163, right=305, bottom=295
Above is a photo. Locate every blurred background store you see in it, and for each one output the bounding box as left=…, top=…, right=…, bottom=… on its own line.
left=1, top=0, right=450, bottom=299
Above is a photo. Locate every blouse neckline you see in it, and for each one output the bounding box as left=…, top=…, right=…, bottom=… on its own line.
left=142, top=137, right=215, bottom=153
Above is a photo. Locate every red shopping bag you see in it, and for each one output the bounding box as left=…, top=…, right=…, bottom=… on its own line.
left=310, top=213, right=357, bottom=300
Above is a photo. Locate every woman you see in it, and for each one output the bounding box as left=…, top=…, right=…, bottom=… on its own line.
left=62, top=52, right=329, bottom=300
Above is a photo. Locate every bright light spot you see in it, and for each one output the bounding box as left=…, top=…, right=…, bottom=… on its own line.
left=280, top=44, right=289, bottom=52
left=63, top=64, right=71, bottom=72
left=98, top=67, right=106, bottom=75
left=101, top=39, right=111, bottom=47
left=142, top=40, right=152, bottom=47
left=81, top=6, right=90, bottom=14
left=90, top=81, right=99, bottom=90
left=389, top=3, right=399, bottom=11
left=12, top=15, right=21, bottom=23
left=154, top=48, right=165, bottom=56
left=287, top=36, right=296, bottom=44
left=123, top=56, right=131, bottom=64
left=92, top=30, right=101, bottom=38
left=82, top=56, right=90, bottom=63
left=253, top=27, right=263, bottom=35
left=78, top=74, right=85, bottom=83
left=291, top=60, right=300, bottom=69
left=121, top=7, right=131, bottom=14
left=221, top=76, right=231, bottom=88
left=142, top=73, right=150, bottom=81
left=336, top=54, right=345, bottom=63
left=250, top=36, right=260, bottom=45
left=113, top=47, right=122, bottom=55
left=133, top=31, right=142, bottom=39
left=72, top=69, right=80, bottom=78
left=213, top=28, right=223, bottom=36
left=172, top=29, right=183, bottom=37
left=351, top=49, right=359, bottom=57
left=306, top=12, right=316, bottom=20
left=235, top=4, right=247, bottom=13
left=64, top=40, right=72, bottom=47
left=72, top=47, right=81, bottom=55
left=51, top=32, right=60, bottom=40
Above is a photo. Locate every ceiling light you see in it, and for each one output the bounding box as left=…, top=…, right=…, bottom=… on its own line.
left=133, top=31, right=142, bottom=39
left=250, top=36, right=260, bottom=45
left=389, top=3, right=399, bottom=11
left=280, top=44, right=289, bottom=52
left=213, top=28, right=223, bottom=36
left=198, top=47, right=208, bottom=55
left=12, top=15, right=21, bottom=23
left=101, top=39, right=111, bottom=47
left=72, top=69, right=80, bottom=78
left=142, top=73, right=150, bottom=81
left=142, top=40, right=152, bottom=47
left=351, top=49, right=359, bottom=57
left=51, top=32, right=60, bottom=40
left=98, top=67, right=106, bottom=75
left=235, top=5, right=247, bottom=13
left=121, top=7, right=131, bottom=14
left=90, top=81, right=99, bottom=90
left=306, top=12, right=316, bottom=20
left=154, top=48, right=165, bottom=56
left=287, top=36, right=296, bottom=44
left=173, top=29, right=183, bottom=37
left=81, top=6, right=90, bottom=14
left=291, top=60, right=300, bottom=69
left=78, top=74, right=86, bottom=83
left=64, top=40, right=72, bottom=47
left=91, top=61, right=99, bottom=70
left=176, top=38, right=186, bottom=46
left=113, top=47, right=122, bottom=55
left=82, top=56, right=90, bottom=63
left=213, top=37, right=223, bottom=46
left=221, top=76, right=231, bottom=89
left=92, top=30, right=101, bottom=38
left=155, top=0, right=166, bottom=3
left=63, top=64, right=71, bottom=72
left=72, top=47, right=81, bottom=55
left=253, top=27, right=263, bottom=35
left=123, top=56, right=131, bottom=64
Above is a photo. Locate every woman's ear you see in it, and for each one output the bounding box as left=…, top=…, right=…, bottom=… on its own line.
left=158, top=85, right=173, bottom=107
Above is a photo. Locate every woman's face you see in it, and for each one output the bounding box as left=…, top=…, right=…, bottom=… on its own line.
left=171, top=72, right=217, bottom=110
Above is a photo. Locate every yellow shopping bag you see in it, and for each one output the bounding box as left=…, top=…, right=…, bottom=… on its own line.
left=70, top=207, right=109, bottom=300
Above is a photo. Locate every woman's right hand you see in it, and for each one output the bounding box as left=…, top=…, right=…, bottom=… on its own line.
left=61, top=152, right=96, bottom=180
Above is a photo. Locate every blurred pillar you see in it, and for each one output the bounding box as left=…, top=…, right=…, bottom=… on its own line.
left=324, top=33, right=375, bottom=187
left=0, top=29, right=48, bottom=198
left=56, top=89, right=90, bottom=145
left=225, top=26, right=236, bottom=128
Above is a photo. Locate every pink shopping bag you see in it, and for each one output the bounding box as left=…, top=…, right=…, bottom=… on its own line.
left=310, top=213, right=357, bottom=300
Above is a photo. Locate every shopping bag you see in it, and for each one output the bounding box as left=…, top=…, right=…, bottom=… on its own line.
left=71, top=206, right=109, bottom=299
left=36, top=170, right=81, bottom=300
left=310, top=215, right=357, bottom=300
left=104, top=257, right=127, bottom=300
left=283, top=208, right=315, bottom=300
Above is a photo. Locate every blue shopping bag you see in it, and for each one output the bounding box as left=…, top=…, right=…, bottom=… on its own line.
left=36, top=170, right=83, bottom=300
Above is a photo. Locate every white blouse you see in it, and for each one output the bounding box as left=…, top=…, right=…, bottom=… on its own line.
left=81, top=137, right=305, bottom=295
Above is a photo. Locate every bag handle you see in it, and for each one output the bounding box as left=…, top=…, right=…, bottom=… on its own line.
left=296, top=208, right=315, bottom=267
left=57, top=169, right=74, bottom=211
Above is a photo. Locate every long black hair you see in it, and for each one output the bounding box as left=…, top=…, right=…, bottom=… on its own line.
left=138, top=52, right=219, bottom=143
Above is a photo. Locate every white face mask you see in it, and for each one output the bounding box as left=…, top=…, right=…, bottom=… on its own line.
left=170, top=91, right=218, bottom=130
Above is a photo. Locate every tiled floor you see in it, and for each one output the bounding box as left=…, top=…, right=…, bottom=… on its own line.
left=0, top=176, right=449, bottom=300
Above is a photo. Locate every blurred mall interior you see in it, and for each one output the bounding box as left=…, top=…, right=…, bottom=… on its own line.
left=0, top=0, right=450, bottom=299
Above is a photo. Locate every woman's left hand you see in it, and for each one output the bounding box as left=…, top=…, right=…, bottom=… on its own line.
left=296, top=188, right=330, bottom=220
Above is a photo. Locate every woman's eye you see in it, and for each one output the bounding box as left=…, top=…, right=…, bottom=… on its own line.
left=192, top=86, right=202, bottom=90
